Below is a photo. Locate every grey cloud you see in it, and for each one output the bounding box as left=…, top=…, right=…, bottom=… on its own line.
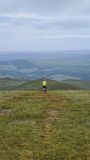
left=0, top=0, right=90, bottom=51
left=0, top=0, right=90, bottom=30
left=0, top=0, right=90, bottom=16
left=0, top=14, right=90, bottom=29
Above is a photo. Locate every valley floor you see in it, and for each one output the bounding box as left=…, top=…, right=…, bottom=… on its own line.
left=0, top=90, right=90, bottom=160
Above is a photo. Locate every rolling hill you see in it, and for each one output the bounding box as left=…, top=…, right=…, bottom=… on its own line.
left=14, top=79, right=81, bottom=90
left=0, top=78, right=81, bottom=91
left=63, top=79, right=90, bottom=90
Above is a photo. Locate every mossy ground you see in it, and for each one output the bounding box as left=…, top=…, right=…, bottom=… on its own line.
left=0, top=90, right=90, bottom=160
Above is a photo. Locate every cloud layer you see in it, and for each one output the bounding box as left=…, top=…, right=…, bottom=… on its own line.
left=0, top=0, right=90, bottom=51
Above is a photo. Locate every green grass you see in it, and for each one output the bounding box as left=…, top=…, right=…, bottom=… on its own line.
left=0, top=90, right=90, bottom=160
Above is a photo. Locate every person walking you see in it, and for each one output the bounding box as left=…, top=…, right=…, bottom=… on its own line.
left=42, top=79, right=47, bottom=96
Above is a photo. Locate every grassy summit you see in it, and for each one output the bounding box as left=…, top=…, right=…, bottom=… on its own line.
left=0, top=90, right=90, bottom=159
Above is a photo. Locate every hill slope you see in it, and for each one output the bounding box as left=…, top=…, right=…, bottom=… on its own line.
left=0, top=77, right=26, bottom=90
left=63, top=79, right=90, bottom=89
left=0, top=78, right=80, bottom=91
left=0, top=90, right=90, bottom=159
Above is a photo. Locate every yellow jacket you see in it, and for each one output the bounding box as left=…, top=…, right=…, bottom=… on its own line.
left=42, top=80, right=47, bottom=86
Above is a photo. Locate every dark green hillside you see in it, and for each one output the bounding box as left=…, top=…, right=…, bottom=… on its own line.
left=14, top=79, right=80, bottom=90
left=0, top=78, right=80, bottom=91
left=0, top=78, right=85, bottom=91
left=0, top=77, right=26, bottom=90
left=63, top=79, right=90, bottom=90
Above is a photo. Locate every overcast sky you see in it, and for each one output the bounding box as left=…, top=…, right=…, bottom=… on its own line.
left=0, top=0, right=90, bottom=52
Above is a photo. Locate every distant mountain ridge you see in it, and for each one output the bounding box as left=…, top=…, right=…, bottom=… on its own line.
left=0, top=50, right=90, bottom=61
left=0, top=51, right=90, bottom=81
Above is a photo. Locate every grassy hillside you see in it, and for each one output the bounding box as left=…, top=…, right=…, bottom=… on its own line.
left=63, top=79, right=90, bottom=90
left=15, top=79, right=80, bottom=90
left=0, top=90, right=90, bottom=159
left=0, top=77, right=26, bottom=90
left=0, top=78, right=80, bottom=91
